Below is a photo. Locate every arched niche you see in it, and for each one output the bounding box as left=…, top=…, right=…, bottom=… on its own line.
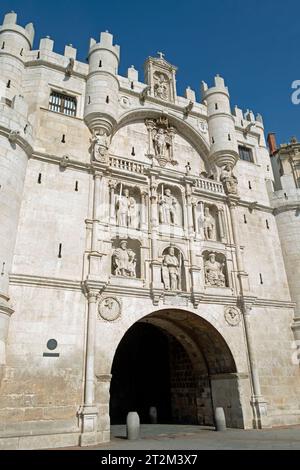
left=195, top=202, right=224, bottom=242
left=157, top=183, right=183, bottom=227
left=111, top=237, right=141, bottom=279
left=109, top=109, right=211, bottom=175
left=202, top=250, right=228, bottom=288
left=114, top=182, right=142, bottom=230
left=161, top=245, right=186, bottom=292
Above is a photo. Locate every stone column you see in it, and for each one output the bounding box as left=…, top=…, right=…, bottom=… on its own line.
left=91, top=172, right=102, bottom=252
left=217, top=206, right=226, bottom=243
left=228, top=199, right=268, bottom=428
left=109, top=180, right=116, bottom=224
left=88, top=172, right=103, bottom=280
left=185, top=182, right=195, bottom=237
left=140, top=190, right=148, bottom=231
left=149, top=174, right=162, bottom=304
left=150, top=177, right=158, bottom=260
left=80, top=291, right=99, bottom=446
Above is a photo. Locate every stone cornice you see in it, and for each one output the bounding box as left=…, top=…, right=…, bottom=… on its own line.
left=25, top=59, right=87, bottom=80
left=8, top=273, right=296, bottom=309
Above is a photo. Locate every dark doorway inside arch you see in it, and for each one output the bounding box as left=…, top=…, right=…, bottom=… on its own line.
left=109, top=321, right=214, bottom=426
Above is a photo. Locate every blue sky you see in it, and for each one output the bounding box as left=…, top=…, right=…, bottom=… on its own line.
left=1, top=0, right=299, bottom=144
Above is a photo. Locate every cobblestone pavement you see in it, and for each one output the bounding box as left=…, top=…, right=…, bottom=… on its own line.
left=64, top=425, right=300, bottom=450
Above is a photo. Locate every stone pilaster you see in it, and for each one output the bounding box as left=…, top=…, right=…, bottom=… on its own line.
left=79, top=290, right=99, bottom=446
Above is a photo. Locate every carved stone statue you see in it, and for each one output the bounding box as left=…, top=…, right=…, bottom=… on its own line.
left=154, top=73, right=169, bottom=101
left=204, top=253, right=226, bottom=287
left=161, top=247, right=181, bottom=291
left=145, top=117, right=177, bottom=167
left=203, top=207, right=216, bottom=240
left=220, top=164, right=238, bottom=195
left=112, top=240, right=136, bottom=277
left=116, top=189, right=136, bottom=228
left=91, top=129, right=110, bottom=162
left=154, top=128, right=169, bottom=158
left=159, top=188, right=177, bottom=225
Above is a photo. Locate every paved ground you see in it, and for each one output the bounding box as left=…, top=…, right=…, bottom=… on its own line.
left=67, top=424, right=300, bottom=450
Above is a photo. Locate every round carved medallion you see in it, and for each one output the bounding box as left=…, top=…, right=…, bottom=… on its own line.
left=98, top=297, right=121, bottom=321
left=224, top=306, right=241, bottom=326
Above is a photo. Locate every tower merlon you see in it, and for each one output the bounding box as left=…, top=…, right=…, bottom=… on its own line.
left=127, top=65, right=138, bottom=82
left=39, top=37, right=54, bottom=52
left=64, top=44, right=77, bottom=60
left=3, top=11, right=17, bottom=25
left=185, top=86, right=196, bottom=102
left=244, top=109, right=255, bottom=122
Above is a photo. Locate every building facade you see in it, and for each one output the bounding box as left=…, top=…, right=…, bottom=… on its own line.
left=0, top=11, right=299, bottom=449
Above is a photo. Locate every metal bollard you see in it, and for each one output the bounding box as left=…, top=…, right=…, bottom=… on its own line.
left=214, top=407, right=227, bottom=431
left=126, top=411, right=140, bottom=440
left=149, top=406, right=158, bottom=424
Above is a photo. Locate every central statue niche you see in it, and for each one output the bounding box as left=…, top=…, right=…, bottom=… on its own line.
left=145, top=117, right=177, bottom=167
left=111, top=238, right=141, bottom=279
left=161, top=246, right=186, bottom=292
left=158, top=184, right=183, bottom=227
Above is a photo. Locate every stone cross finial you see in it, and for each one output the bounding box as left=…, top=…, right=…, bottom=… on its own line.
left=157, top=51, right=165, bottom=59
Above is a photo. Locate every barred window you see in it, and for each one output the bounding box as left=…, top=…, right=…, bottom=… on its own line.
left=49, top=91, right=77, bottom=117
left=238, top=145, right=253, bottom=163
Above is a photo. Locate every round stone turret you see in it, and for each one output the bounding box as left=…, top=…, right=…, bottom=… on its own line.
left=84, top=31, right=120, bottom=135
left=201, top=75, right=239, bottom=168
left=0, top=11, right=34, bottom=100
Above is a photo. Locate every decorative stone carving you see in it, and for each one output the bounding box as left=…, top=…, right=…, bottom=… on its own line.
left=199, top=120, right=208, bottom=133
left=203, top=207, right=216, bottom=240
left=98, top=297, right=121, bottom=321
left=145, top=117, right=177, bottom=167
left=119, top=95, right=130, bottom=109
left=115, top=188, right=137, bottom=228
left=204, top=253, right=226, bottom=287
left=224, top=306, right=241, bottom=326
left=112, top=240, right=136, bottom=277
left=159, top=187, right=177, bottom=225
left=144, top=53, right=177, bottom=103
left=65, top=57, right=75, bottom=77
left=8, top=130, right=20, bottom=144
left=161, top=247, right=181, bottom=291
left=59, top=155, right=70, bottom=169
left=91, top=129, right=110, bottom=163
left=220, top=164, right=238, bottom=195
left=153, top=72, right=170, bottom=101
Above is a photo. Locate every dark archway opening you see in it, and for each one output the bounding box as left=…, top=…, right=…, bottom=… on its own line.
left=110, top=322, right=210, bottom=425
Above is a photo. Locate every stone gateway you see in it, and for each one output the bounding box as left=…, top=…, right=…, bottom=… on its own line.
left=0, top=11, right=300, bottom=450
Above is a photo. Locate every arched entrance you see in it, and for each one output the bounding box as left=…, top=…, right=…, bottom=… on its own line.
left=110, top=309, right=243, bottom=428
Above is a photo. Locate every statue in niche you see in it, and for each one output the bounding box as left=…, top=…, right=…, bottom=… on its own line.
left=154, top=73, right=169, bottom=101
left=203, top=207, right=216, bottom=240
left=112, top=240, right=136, bottom=277
left=161, top=247, right=181, bottom=291
left=116, top=188, right=136, bottom=228
left=91, top=129, right=110, bottom=162
left=220, top=164, right=238, bottom=195
left=145, top=117, right=177, bottom=167
left=204, top=253, right=226, bottom=287
left=153, top=128, right=170, bottom=158
left=159, top=188, right=177, bottom=225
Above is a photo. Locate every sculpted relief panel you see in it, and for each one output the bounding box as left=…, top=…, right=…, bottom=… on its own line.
left=112, top=239, right=138, bottom=278
left=204, top=252, right=227, bottom=288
